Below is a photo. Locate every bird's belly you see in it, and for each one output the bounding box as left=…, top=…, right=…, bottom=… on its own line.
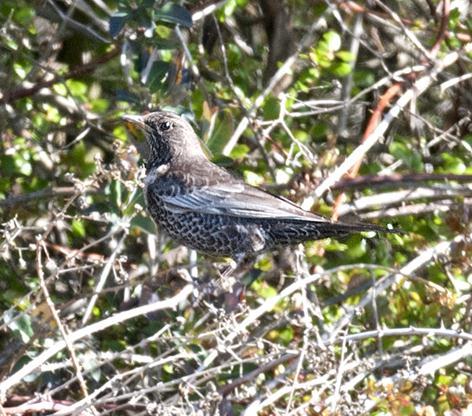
left=145, top=196, right=266, bottom=257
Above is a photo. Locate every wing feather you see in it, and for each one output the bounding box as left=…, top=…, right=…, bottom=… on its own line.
left=161, top=183, right=330, bottom=222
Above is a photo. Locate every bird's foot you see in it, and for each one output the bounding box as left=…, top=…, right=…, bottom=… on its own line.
left=215, top=258, right=238, bottom=279
left=190, top=274, right=245, bottom=312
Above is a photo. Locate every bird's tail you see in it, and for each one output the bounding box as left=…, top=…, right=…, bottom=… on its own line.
left=326, top=220, right=399, bottom=235
left=267, top=219, right=400, bottom=245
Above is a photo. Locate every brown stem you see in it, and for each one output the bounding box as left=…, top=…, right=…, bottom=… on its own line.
left=332, top=173, right=472, bottom=190
left=430, top=0, right=450, bottom=57
left=0, top=187, right=77, bottom=210
left=331, top=83, right=403, bottom=221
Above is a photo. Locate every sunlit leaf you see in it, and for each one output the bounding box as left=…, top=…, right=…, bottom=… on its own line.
left=145, top=60, right=171, bottom=92
left=206, top=110, right=234, bottom=154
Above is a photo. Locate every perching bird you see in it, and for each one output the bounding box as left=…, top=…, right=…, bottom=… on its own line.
left=123, top=111, right=393, bottom=263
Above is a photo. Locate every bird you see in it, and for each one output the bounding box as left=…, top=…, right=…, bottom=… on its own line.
left=123, top=110, right=394, bottom=265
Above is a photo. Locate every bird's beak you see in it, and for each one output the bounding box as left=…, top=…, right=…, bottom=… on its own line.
left=122, top=114, right=146, bottom=130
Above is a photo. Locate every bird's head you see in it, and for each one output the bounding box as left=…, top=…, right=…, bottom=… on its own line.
left=122, top=111, right=207, bottom=169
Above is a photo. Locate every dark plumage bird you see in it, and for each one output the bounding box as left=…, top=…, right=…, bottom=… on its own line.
left=123, top=111, right=392, bottom=262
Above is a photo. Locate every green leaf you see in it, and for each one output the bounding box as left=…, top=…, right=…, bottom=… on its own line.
left=71, top=219, right=86, bottom=238
left=278, top=327, right=294, bottom=345
left=65, top=80, right=87, bottom=97
left=155, top=3, right=192, bottom=28
left=5, top=311, right=34, bottom=343
left=109, top=12, right=129, bottom=37
left=110, top=180, right=122, bottom=208
left=230, top=144, right=250, bottom=160
left=310, top=122, right=329, bottom=140
left=15, top=158, right=32, bottom=176
left=323, top=31, right=341, bottom=52
left=131, top=215, right=157, bottom=235
left=336, top=50, right=354, bottom=62
left=256, top=282, right=277, bottom=299
left=440, top=153, right=466, bottom=174
left=263, top=95, right=280, bottom=120
left=206, top=110, right=234, bottom=154
left=353, top=69, right=375, bottom=88
left=65, top=141, right=96, bottom=178
left=345, top=235, right=367, bottom=260
left=163, top=363, right=174, bottom=374
left=330, top=61, right=352, bottom=77
left=389, top=140, right=424, bottom=172
left=146, top=60, right=171, bottom=92
left=221, top=0, right=238, bottom=18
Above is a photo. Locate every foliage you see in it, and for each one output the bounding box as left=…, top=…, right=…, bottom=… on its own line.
left=0, top=0, right=471, bottom=414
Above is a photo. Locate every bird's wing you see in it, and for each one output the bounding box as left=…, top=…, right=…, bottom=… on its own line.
left=160, top=182, right=330, bottom=222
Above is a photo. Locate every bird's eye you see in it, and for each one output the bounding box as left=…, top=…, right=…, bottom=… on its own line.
left=159, top=121, right=172, bottom=131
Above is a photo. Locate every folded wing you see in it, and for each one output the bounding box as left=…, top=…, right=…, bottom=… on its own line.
left=161, top=182, right=329, bottom=222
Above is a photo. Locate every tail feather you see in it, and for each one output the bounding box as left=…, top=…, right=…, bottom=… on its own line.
left=266, top=219, right=400, bottom=246
left=326, top=220, right=399, bottom=234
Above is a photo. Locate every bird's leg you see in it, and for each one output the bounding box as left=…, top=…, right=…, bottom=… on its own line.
left=211, top=258, right=238, bottom=297
left=193, top=255, right=256, bottom=311
left=216, top=254, right=257, bottom=312
left=220, top=258, right=238, bottom=278
left=189, top=249, right=199, bottom=279
left=190, top=258, right=238, bottom=309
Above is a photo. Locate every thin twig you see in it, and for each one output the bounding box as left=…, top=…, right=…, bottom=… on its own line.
left=222, top=17, right=325, bottom=156
left=311, top=44, right=472, bottom=201
left=0, top=285, right=194, bottom=399
left=325, top=234, right=470, bottom=344
left=0, top=187, right=78, bottom=210
left=36, top=239, right=93, bottom=409
left=81, top=230, right=127, bottom=325
left=332, top=173, right=472, bottom=190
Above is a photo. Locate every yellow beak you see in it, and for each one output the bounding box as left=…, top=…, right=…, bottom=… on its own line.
left=122, top=114, right=146, bottom=130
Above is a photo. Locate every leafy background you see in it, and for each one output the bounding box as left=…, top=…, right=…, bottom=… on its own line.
left=0, top=0, right=471, bottom=414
